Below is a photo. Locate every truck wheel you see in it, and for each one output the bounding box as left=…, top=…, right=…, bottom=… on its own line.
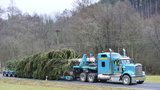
left=122, top=75, right=131, bottom=85
left=3, top=74, right=5, bottom=76
left=87, top=73, right=97, bottom=83
left=80, top=73, right=87, bottom=82
left=137, top=81, right=144, bottom=84
left=10, top=74, right=13, bottom=77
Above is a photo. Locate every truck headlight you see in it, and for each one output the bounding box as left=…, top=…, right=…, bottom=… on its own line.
left=131, top=73, right=135, bottom=76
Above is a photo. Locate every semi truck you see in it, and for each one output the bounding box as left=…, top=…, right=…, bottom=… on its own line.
left=3, top=48, right=145, bottom=85
left=68, top=48, right=145, bottom=85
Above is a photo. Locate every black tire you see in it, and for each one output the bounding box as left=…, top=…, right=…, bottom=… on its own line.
left=80, top=73, right=87, bottom=82
left=137, top=81, right=144, bottom=84
left=122, top=75, right=131, bottom=85
left=14, top=75, right=17, bottom=77
left=10, top=74, right=13, bottom=77
left=87, top=73, right=97, bottom=83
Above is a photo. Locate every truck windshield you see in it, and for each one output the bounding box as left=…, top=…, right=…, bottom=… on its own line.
left=121, top=59, right=132, bottom=64
left=109, top=53, right=122, bottom=58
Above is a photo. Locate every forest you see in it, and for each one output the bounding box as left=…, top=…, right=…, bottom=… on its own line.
left=0, top=0, right=160, bottom=74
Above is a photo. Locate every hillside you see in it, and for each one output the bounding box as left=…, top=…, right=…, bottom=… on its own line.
left=0, top=0, right=160, bottom=74
left=101, top=0, right=160, bottom=17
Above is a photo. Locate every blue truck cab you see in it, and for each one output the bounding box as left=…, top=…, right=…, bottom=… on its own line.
left=97, top=52, right=145, bottom=85
left=72, top=48, right=145, bottom=85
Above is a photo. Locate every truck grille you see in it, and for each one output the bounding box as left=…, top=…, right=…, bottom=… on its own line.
left=135, top=65, right=142, bottom=76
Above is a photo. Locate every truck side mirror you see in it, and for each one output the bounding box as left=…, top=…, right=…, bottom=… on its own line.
left=130, top=58, right=135, bottom=63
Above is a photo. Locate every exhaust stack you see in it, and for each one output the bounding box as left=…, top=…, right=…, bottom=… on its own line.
left=123, top=48, right=126, bottom=57
left=109, top=48, right=113, bottom=74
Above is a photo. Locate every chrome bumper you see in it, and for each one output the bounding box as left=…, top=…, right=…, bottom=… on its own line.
left=132, top=76, right=146, bottom=83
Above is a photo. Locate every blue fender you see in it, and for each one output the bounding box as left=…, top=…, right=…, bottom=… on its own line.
left=122, top=70, right=135, bottom=77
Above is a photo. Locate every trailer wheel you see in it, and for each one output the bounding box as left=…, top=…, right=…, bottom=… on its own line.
left=9, top=74, right=13, bottom=77
left=87, top=73, right=97, bottom=83
left=137, top=81, right=144, bottom=84
left=122, top=75, right=131, bottom=85
left=80, top=73, right=87, bottom=82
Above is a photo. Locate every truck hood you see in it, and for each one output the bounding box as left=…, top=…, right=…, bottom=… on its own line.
left=123, top=63, right=142, bottom=73
left=123, top=64, right=135, bottom=73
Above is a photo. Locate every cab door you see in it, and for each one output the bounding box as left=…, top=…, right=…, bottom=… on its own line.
left=98, top=54, right=110, bottom=74
left=113, top=59, right=122, bottom=74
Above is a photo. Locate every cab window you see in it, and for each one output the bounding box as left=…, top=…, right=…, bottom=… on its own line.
left=101, top=54, right=107, bottom=58
left=102, top=62, right=105, bottom=67
left=114, top=60, right=120, bottom=66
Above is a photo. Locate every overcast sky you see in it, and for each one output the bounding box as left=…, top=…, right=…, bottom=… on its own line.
left=0, top=0, right=99, bottom=16
left=0, top=0, right=76, bottom=15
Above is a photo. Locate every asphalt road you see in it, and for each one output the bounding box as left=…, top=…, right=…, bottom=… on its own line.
left=0, top=74, right=160, bottom=90
left=54, top=80, right=160, bottom=90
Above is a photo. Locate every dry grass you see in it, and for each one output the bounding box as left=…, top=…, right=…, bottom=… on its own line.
left=0, top=78, right=130, bottom=90
left=146, top=75, right=160, bottom=83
